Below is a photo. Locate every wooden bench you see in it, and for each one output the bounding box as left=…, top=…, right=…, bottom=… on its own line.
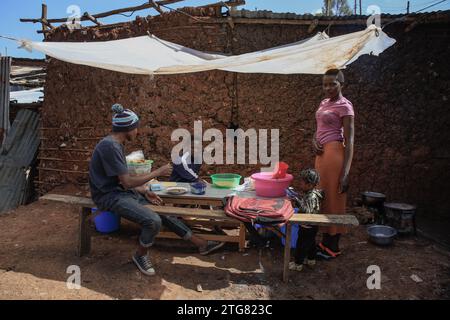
left=40, top=193, right=359, bottom=282
left=40, top=193, right=246, bottom=255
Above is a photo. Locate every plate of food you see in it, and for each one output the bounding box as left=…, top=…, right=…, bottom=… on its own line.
left=165, top=186, right=188, bottom=195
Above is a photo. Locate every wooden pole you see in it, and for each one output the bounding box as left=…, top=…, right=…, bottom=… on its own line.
left=359, top=0, right=362, bottom=15
left=21, top=0, right=184, bottom=24
left=354, top=0, right=357, bottom=15
left=41, top=4, right=48, bottom=36
left=407, top=1, right=410, bottom=14
left=150, top=0, right=164, bottom=14
left=83, top=12, right=103, bottom=25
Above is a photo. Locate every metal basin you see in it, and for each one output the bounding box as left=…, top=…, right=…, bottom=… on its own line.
left=367, top=225, right=397, bottom=246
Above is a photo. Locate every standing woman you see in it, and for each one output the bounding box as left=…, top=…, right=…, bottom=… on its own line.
left=313, top=69, right=355, bottom=259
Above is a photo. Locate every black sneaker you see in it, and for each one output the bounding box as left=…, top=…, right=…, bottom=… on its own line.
left=199, top=241, right=225, bottom=256
left=132, top=254, right=156, bottom=276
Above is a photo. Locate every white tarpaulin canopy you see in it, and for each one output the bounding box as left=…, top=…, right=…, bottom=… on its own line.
left=18, top=25, right=395, bottom=75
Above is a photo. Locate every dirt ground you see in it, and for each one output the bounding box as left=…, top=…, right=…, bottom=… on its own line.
left=0, top=199, right=449, bottom=300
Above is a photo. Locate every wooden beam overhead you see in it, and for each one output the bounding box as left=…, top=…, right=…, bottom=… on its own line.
left=21, top=0, right=185, bottom=24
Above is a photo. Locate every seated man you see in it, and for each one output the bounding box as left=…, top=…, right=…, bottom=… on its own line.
left=89, top=103, right=224, bottom=276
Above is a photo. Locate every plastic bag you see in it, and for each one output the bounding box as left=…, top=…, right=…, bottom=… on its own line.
left=126, top=150, right=145, bottom=163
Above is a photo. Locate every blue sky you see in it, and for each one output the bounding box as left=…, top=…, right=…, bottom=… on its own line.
left=1, top=0, right=449, bottom=58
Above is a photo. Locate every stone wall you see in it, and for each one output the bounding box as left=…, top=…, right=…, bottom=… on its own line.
left=39, top=9, right=450, bottom=217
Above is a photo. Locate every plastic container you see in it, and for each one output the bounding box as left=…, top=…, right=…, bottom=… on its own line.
left=251, top=172, right=293, bottom=197
left=92, top=208, right=121, bottom=233
left=149, top=184, right=162, bottom=191
left=210, top=173, right=242, bottom=189
left=272, top=161, right=289, bottom=179
left=127, top=160, right=153, bottom=175
left=190, top=181, right=207, bottom=195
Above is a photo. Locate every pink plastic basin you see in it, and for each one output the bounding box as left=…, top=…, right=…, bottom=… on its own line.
left=251, top=172, right=293, bottom=198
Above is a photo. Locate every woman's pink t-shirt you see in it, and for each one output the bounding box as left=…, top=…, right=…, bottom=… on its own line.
left=315, top=96, right=354, bottom=146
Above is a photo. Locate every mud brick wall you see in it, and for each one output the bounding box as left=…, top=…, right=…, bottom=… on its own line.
left=39, top=10, right=450, bottom=217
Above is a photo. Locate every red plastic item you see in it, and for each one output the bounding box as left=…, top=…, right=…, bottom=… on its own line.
left=272, top=161, right=289, bottom=179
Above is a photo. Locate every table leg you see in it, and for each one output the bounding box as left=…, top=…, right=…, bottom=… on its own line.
left=283, top=223, right=292, bottom=283
left=78, top=207, right=92, bottom=257
left=238, top=222, right=246, bottom=252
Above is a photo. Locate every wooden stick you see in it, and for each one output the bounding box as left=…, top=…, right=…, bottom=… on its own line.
left=37, top=167, right=89, bottom=174
left=83, top=12, right=103, bottom=26
left=41, top=4, right=48, bottom=35
left=150, top=0, right=164, bottom=15
left=21, top=0, right=185, bottom=24
left=34, top=180, right=89, bottom=186
left=41, top=19, right=55, bottom=30
left=40, top=147, right=91, bottom=152
left=39, top=127, right=97, bottom=130
left=38, top=157, right=90, bottom=163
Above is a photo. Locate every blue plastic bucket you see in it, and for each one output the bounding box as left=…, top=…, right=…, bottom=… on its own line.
left=92, top=208, right=121, bottom=233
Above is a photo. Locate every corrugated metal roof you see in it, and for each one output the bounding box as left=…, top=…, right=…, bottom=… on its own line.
left=0, top=109, right=40, bottom=213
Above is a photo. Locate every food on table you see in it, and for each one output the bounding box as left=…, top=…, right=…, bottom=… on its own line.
left=166, top=186, right=188, bottom=195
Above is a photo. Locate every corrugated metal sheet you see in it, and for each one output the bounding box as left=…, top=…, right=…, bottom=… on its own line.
left=0, top=109, right=40, bottom=213
left=0, top=166, right=27, bottom=213
left=0, top=56, right=11, bottom=138
left=0, top=109, right=40, bottom=167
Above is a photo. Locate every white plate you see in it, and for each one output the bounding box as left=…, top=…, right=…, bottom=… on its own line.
left=165, top=187, right=188, bottom=195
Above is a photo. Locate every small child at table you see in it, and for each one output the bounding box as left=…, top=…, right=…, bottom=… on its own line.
left=288, top=169, right=324, bottom=272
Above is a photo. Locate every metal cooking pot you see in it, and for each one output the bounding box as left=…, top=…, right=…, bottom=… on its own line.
left=361, top=191, right=386, bottom=207
left=367, top=225, right=397, bottom=246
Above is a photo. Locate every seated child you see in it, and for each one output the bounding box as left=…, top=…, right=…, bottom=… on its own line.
left=169, top=150, right=202, bottom=183
left=170, top=135, right=202, bottom=183
left=288, top=169, right=324, bottom=272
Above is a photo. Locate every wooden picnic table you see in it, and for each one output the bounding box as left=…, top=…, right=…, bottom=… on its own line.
left=41, top=184, right=359, bottom=282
